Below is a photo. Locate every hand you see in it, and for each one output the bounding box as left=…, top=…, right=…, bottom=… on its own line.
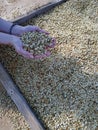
left=12, top=25, right=49, bottom=36
left=22, top=25, right=56, bottom=48
left=11, top=35, right=34, bottom=59
left=12, top=35, right=52, bottom=59
left=11, top=25, right=56, bottom=59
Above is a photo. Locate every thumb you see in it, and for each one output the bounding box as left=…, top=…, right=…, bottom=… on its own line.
left=15, top=47, right=34, bottom=59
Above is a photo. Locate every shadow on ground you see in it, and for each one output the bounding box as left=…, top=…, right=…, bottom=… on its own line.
left=0, top=45, right=98, bottom=130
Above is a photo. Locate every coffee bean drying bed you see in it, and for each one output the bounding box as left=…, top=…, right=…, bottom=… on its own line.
left=0, top=1, right=67, bottom=130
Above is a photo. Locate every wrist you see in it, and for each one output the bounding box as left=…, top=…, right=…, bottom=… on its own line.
left=0, top=32, right=15, bottom=46
left=11, top=24, right=24, bottom=36
left=9, top=23, right=17, bottom=34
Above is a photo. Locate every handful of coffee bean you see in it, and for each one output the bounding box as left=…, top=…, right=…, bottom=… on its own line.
left=21, top=31, right=55, bottom=56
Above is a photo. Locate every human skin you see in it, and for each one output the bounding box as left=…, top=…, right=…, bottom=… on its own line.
left=0, top=18, right=53, bottom=59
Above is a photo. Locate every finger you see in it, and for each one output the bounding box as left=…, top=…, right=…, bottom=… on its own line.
left=37, top=28, right=49, bottom=35
left=46, top=37, right=56, bottom=49
left=27, top=25, right=49, bottom=35
left=16, top=48, right=34, bottom=59
left=21, top=50, right=34, bottom=59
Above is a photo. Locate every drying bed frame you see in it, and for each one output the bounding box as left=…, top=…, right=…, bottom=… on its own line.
left=0, top=0, right=68, bottom=130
